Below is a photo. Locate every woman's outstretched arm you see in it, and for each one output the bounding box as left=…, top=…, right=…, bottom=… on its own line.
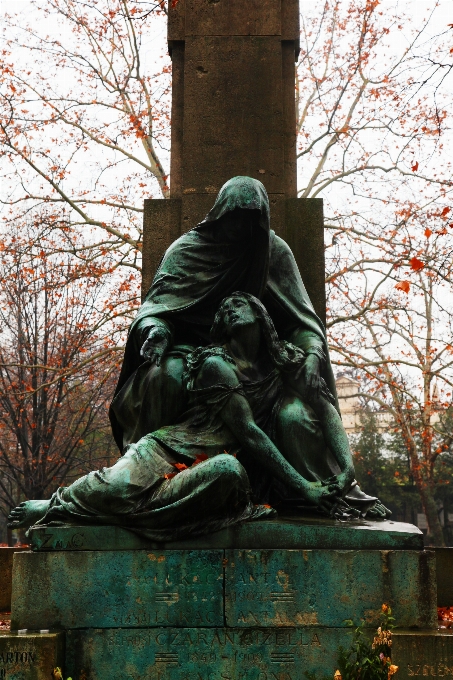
left=197, top=356, right=337, bottom=511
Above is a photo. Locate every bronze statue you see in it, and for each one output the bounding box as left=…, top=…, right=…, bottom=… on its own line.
left=8, top=178, right=390, bottom=537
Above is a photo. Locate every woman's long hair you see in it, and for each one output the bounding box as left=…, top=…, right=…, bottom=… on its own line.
left=210, top=292, right=306, bottom=372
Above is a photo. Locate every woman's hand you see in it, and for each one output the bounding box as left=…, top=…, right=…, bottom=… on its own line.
left=140, top=326, right=170, bottom=366
left=322, top=468, right=355, bottom=496
left=297, top=354, right=322, bottom=400
left=303, top=481, right=339, bottom=514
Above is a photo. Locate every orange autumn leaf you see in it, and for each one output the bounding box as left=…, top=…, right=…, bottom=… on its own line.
left=192, top=452, right=209, bottom=466
left=441, top=206, right=451, bottom=217
left=424, top=228, right=432, bottom=238
left=410, top=256, right=424, bottom=271
left=164, top=472, right=178, bottom=480
left=411, top=161, right=419, bottom=172
left=172, top=462, right=189, bottom=471
left=395, top=281, right=410, bottom=293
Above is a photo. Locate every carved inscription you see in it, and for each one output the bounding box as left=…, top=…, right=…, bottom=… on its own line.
left=14, top=551, right=223, bottom=630
left=37, top=531, right=86, bottom=550
left=0, top=650, right=36, bottom=664
left=0, top=649, right=37, bottom=678
left=407, top=663, right=453, bottom=677
left=225, top=551, right=317, bottom=627
left=68, top=627, right=352, bottom=680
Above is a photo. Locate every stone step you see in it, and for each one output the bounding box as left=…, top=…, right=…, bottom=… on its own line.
left=392, top=630, right=453, bottom=680
left=65, top=626, right=354, bottom=680
left=0, top=548, right=30, bottom=612
left=11, top=548, right=436, bottom=631
left=28, top=517, right=424, bottom=552
left=0, top=630, right=64, bottom=680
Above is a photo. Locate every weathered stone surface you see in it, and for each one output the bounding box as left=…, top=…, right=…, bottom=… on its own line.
left=12, top=544, right=435, bottom=632
left=142, top=198, right=181, bottom=299
left=392, top=630, right=453, bottom=680
left=0, top=548, right=29, bottom=612
left=185, top=0, right=282, bottom=36
left=28, top=517, right=425, bottom=553
left=65, top=627, right=354, bottom=680
left=434, top=548, right=453, bottom=606
left=0, top=631, right=64, bottom=680
left=182, top=36, right=286, bottom=196
left=11, top=550, right=223, bottom=630
left=286, top=198, right=326, bottom=325
left=225, top=549, right=436, bottom=629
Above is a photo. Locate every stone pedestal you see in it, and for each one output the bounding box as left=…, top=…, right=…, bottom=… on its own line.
left=8, top=518, right=438, bottom=678
left=141, top=0, right=327, bottom=324
left=0, top=631, right=64, bottom=680
left=0, top=548, right=30, bottom=613
left=392, top=631, right=453, bottom=680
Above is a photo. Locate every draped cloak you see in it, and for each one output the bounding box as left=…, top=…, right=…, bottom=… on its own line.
left=110, top=176, right=339, bottom=451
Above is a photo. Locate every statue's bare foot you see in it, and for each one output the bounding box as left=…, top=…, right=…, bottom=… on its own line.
left=365, top=500, right=392, bottom=520
left=8, top=500, right=50, bottom=529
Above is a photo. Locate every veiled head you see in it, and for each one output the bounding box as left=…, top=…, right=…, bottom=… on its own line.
left=198, top=176, right=270, bottom=237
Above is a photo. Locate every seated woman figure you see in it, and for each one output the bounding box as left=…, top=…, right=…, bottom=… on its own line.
left=8, top=293, right=388, bottom=541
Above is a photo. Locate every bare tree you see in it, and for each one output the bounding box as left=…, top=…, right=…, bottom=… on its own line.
left=0, top=215, right=122, bottom=519
left=1, top=0, right=171, bottom=273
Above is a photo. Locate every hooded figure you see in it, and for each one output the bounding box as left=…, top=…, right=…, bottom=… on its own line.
left=110, top=176, right=338, bottom=452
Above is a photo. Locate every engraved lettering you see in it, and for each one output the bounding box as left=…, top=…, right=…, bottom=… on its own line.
left=262, top=632, right=273, bottom=646
left=276, top=632, right=287, bottom=646
left=415, top=664, right=421, bottom=676
left=70, top=532, right=85, bottom=548
left=224, top=631, right=235, bottom=646
left=408, top=665, right=415, bottom=676
left=311, top=633, right=321, bottom=647
left=40, top=533, right=53, bottom=548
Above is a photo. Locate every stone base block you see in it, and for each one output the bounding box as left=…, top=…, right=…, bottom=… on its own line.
left=434, top=549, right=453, bottom=606
left=29, top=516, right=424, bottom=552
left=11, top=548, right=436, bottom=631
left=392, top=630, right=453, bottom=680
left=65, top=627, right=353, bottom=680
left=0, top=549, right=30, bottom=612
left=11, top=550, right=224, bottom=630
left=224, top=549, right=436, bottom=629
left=0, top=631, right=64, bottom=680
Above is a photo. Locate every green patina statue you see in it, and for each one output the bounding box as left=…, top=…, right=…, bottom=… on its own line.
left=8, top=177, right=390, bottom=539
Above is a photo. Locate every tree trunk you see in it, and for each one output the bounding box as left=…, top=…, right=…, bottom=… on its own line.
left=420, top=486, right=445, bottom=546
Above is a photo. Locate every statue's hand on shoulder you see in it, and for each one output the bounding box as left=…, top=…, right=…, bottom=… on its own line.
left=140, top=326, right=171, bottom=367
left=297, top=353, right=322, bottom=399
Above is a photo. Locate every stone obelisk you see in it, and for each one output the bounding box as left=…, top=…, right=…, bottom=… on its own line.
left=142, top=0, right=326, bottom=323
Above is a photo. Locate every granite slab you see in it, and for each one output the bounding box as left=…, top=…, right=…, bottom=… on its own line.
left=0, top=631, right=64, bottom=680
left=224, top=549, right=436, bottom=629
left=0, top=548, right=30, bottom=612
left=434, top=548, right=453, bottom=606
left=65, top=627, right=354, bottom=680
left=28, top=516, right=424, bottom=552
left=11, top=550, right=224, bottom=631
left=11, top=548, right=436, bottom=631
left=392, top=630, right=453, bottom=680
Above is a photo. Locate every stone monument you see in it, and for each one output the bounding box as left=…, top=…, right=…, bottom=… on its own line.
left=142, top=0, right=326, bottom=324
left=3, top=1, right=446, bottom=678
